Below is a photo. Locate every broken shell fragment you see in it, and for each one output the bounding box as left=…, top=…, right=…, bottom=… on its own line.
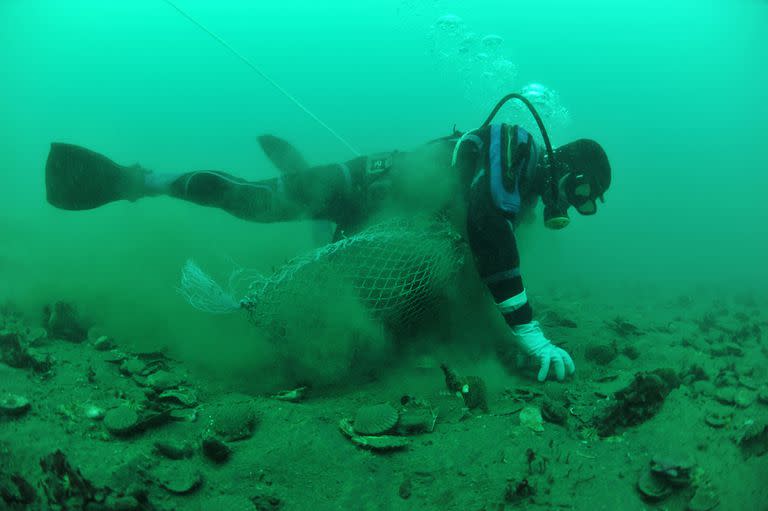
left=734, top=389, right=755, bottom=408
left=339, top=418, right=409, bottom=451
left=519, top=406, right=544, bottom=432
left=93, top=335, right=116, bottom=351
left=120, top=358, right=146, bottom=375
left=688, top=486, right=720, bottom=511
left=158, top=388, right=198, bottom=407
left=154, top=439, right=194, bottom=460
left=146, top=370, right=184, bottom=391
left=271, top=386, right=307, bottom=403
left=26, top=327, right=48, bottom=346
left=103, top=350, right=127, bottom=364
left=738, top=375, right=758, bottom=390
left=0, top=394, right=31, bottom=417
left=704, top=410, right=732, bottom=429
left=169, top=408, right=197, bottom=422
left=396, top=407, right=437, bottom=435
left=152, top=462, right=203, bottom=494
left=650, top=457, right=694, bottom=486
left=83, top=404, right=105, bottom=421
left=714, top=387, right=736, bottom=405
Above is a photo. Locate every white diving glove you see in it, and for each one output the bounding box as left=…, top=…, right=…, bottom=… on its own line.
left=511, top=321, right=576, bottom=382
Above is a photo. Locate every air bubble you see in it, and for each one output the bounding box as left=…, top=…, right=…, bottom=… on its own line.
left=481, top=34, right=504, bottom=51
left=519, top=83, right=570, bottom=128
left=492, top=58, right=516, bottom=76
left=458, top=32, right=478, bottom=54
left=434, top=14, right=464, bottom=34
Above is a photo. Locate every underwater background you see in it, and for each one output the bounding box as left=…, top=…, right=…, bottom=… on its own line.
left=3, top=0, right=766, bottom=349
left=0, top=0, right=765, bottom=385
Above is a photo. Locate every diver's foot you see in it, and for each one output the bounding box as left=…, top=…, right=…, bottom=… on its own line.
left=143, top=171, right=181, bottom=195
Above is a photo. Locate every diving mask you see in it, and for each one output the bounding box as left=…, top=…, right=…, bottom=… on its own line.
left=478, top=93, right=611, bottom=229
left=563, top=172, right=604, bottom=215
left=542, top=171, right=603, bottom=227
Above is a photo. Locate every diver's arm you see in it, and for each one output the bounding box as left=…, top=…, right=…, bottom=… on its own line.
left=467, top=215, right=575, bottom=382
left=466, top=169, right=574, bottom=382
left=466, top=207, right=533, bottom=327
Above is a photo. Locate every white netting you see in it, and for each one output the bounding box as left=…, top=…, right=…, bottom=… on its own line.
left=240, top=217, right=466, bottom=335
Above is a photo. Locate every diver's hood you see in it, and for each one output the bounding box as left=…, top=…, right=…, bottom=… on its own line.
left=553, top=139, right=611, bottom=199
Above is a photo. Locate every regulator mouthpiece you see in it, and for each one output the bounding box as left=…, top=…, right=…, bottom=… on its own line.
left=543, top=205, right=570, bottom=230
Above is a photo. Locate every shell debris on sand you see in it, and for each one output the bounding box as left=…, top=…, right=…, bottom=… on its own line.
left=519, top=406, right=544, bottom=432
left=0, top=393, right=31, bottom=417
left=152, top=461, right=203, bottom=495
left=270, top=386, right=307, bottom=403
left=396, top=407, right=437, bottom=435
left=339, top=418, right=409, bottom=451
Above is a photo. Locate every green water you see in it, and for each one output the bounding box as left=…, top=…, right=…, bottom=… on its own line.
left=2, top=0, right=766, bottom=365
left=1, top=1, right=768, bottom=509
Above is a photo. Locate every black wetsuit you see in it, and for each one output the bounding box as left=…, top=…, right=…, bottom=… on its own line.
left=167, top=126, right=542, bottom=328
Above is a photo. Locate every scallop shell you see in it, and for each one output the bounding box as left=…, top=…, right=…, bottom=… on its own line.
left=103, top=406, right=140, bottom=436
left=208, top=395, right=259, bottom=441
left=153, top=462, right=202, bottom=494
left=636, top=470, right=672, bottom=501
left=353, top=403, right=399, bottom=435
left=158, top=388, right=198, bottom=407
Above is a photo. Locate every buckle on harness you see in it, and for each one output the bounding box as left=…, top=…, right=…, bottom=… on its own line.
left=363, top=152, right=395, bottom=207
left=366, top=153, right=393, bottom=176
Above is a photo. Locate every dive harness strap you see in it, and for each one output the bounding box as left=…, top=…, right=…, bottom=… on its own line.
left=451, top=123, right=534, bottom=216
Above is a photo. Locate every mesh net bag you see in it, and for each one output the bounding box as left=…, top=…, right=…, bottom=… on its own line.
left=240, top=217, right=466, bottom=335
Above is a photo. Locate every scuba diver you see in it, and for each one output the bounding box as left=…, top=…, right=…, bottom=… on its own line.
left=44, top=94, right=611, bottom=382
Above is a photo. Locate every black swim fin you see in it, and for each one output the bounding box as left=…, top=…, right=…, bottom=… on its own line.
left=257, top=135, right=309, bottom=175
left=45, top=143, right=147, bottom=210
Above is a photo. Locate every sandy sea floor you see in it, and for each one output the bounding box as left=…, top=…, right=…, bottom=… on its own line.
left=1, top=286, right=767, bottom=511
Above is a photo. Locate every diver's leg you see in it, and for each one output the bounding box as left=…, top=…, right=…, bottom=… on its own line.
left=45, top=142, right=366, bottom=224
left=158, top=158, right=367, bottom=223
left=44, top=143, right=292, bottom=220
left=159, top=170, right=297, bottom=222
